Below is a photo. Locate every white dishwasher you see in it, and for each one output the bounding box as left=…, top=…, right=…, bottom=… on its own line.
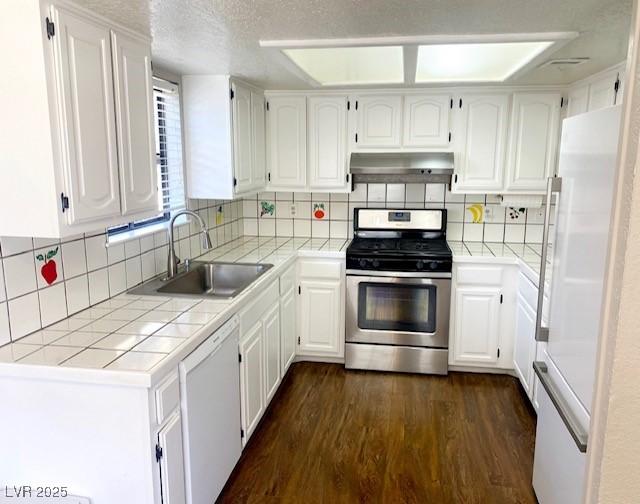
left=180, top=315, right=242, bottom=504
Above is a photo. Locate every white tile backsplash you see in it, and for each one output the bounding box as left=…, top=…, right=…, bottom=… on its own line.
left=242, top=183, right=550, bottom=245
left=0, top=198, right=244, bottom=343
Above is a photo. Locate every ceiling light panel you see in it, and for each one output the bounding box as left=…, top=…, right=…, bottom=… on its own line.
left=415, top=41, right=554, bottom=83
left=283, top=46, right=404, bottom=86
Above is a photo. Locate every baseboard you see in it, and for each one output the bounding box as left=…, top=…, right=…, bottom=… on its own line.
left=293, top=355, right=345, bottom=364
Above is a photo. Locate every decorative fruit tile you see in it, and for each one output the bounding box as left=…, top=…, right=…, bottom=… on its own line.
left=34, top=246, right=62, bottom=287
left=260, top=201, right=275, bottom=218
left=312, top=202, right=327, bottom=220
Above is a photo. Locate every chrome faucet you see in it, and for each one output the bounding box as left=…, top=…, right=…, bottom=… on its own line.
left=166, top=210, right=213, bottom=279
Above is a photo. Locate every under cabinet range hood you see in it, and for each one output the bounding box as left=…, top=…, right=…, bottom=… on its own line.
left=349, top=152, right=454, bottom=183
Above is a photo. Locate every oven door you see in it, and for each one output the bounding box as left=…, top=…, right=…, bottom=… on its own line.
left=346, top=271, right=450, bottom=348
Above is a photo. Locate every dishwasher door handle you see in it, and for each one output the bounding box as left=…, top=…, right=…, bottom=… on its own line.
left=533, top=361, right=588, bottom=453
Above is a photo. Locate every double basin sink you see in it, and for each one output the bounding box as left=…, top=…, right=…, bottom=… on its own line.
left=129, top=261, right=273, bottom=299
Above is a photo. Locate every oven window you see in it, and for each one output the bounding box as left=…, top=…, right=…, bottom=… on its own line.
left=357, top=282, right=437, bottom=333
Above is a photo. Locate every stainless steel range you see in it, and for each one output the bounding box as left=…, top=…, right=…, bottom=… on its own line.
left=345, top=209, right=452, bottom=375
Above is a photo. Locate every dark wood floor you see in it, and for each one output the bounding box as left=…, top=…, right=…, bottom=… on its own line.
left=219, top=363, right=537, bottom=504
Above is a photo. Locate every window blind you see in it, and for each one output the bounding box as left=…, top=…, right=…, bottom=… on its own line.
left=154, top=78, right=185, bottom=215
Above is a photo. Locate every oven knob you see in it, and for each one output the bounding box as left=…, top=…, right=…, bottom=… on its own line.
left=372, top=259, right=380, bottom=268
left=416, top=260, right=424, bottom=269
left=430, top=261, right=439, bottom=270
left=359, top=259, right=368, bottom=268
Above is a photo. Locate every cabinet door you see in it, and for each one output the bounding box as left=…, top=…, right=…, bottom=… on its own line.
left=403, top=94, right=451, bottom=147
left=232, top=83, right=253, bottom=193
left=308, top=96, right=348, bottom=189
left=452, top=286, right=501, bottom=365
left=267, top=96, right=306, bottom=188
left=299, top=279, right=342, bottom=356
left=263, top=302, right=281, bottom=405
left=52, top=7, right=121, bottom=224
left=280, top=288, right=296, bottom=375
left=355, top=95, right=402, bottom=148
left=111, top=31, right=159, bottom=217
left=567, top=85, right=589, bottom=117
left=588, top=73, right=618, bottom=111
left=251, top=91, right=266, bottom=189
left=157, top=412, right=186, bottom=504
left=239, top=320, right=264, bottom=444
left=505, top=93, right=561, bottom=192
left=513, top=294, right=537, bottom=397
left=453, top=94, right=509, bottom=192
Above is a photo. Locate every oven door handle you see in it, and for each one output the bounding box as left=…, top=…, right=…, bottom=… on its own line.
left=346, top=269, right=452, bottom=279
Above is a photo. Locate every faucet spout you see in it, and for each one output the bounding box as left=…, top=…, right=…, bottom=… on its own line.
left=166, top=209, right=212, bottom=280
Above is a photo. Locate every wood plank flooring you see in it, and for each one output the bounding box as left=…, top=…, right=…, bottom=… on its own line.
left=219, top=363, right=537, bottom=504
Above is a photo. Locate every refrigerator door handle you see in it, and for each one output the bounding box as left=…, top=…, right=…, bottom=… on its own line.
left=535, top=176, right=562, bottom=342
left=533, top=361, right=588, bottom=453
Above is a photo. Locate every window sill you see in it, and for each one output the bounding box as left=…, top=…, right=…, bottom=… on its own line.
left=106, top=221, right=189, bottom=246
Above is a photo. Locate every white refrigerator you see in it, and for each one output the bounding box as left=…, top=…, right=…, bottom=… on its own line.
left=532, top=105, right=622, bottom=503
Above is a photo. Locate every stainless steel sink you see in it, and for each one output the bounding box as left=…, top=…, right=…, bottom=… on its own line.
left=129, top=261, right=273, bottom=299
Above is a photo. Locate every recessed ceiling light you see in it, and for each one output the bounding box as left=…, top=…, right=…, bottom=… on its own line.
left=415, top=41, right=555, bottom=83
left=282, top=46, right=404, bottom=86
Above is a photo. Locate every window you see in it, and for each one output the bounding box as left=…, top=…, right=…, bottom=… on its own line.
left=108, top=77, right=185, bottom=235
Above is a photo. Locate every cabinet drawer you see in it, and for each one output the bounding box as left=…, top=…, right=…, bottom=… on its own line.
left=280, top=264, right=296, bottom=294
left=155, top=372, right=180, bottom=424
left=298, top=259, right=342, bottom=280
left=456, top=265, right=503, bottom=286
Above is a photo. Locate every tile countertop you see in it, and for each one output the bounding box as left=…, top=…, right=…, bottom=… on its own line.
left=449, top=241, right=552, bottom=289
left=0, top=236, right=549, bottom=386
left=0, top=237, right=349, bottom=387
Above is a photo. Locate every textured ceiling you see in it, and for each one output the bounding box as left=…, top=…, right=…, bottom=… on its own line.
left=74, top=0, right=633, bottom=88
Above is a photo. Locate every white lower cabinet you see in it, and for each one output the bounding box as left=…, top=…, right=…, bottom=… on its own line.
left=452, top=285, right=502, bottom=365
left=513, top=272, right=550, bottom=411
left=238, top=279, right=285, bottom=445
left=513, top=292, right=537, bottom=397
left=449, top=263, right=516, bottom=369
left=157, top=412, right=187, bottom=504
left=264, top=303, right=281, bottom=404
left=297, top=258, right=346, bottom=358
left=239, top=319, right=266, bottom=444
left=280, top=284, right=297, bottom=375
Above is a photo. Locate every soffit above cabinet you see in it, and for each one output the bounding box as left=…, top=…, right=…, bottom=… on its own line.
left=74, top=0, right=632, bottom=88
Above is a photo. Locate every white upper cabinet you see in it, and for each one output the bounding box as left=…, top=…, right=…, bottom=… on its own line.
left=453, top=93, right=510, bottom=192
left=0, top=2, right=157, bottom=237
left=354, top=95, right=402, bottom=148
left=403, top=94, right=452, bottom=148
left=588, top=72, right=620, bottom=111
left=53, top=6, right=121, bottom=225
left=183, top=76, right=266, bottom=200
left=504, top=92, right=561, bottom=192
left=567, top=85, right=589, bottom=117
left=111, top=30, right=159, bottom=217
left=232, top=82, right=253, bottom=194
left=251, top=90, right=266, bottom=188
left=307, top=95, right=348, bottom=189
left=267, top=96, right=307, bottom=188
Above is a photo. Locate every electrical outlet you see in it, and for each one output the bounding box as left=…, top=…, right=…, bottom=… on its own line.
left=290, top=204, right=296, bottom=217
left=484, top=206, right=494, bottom=221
